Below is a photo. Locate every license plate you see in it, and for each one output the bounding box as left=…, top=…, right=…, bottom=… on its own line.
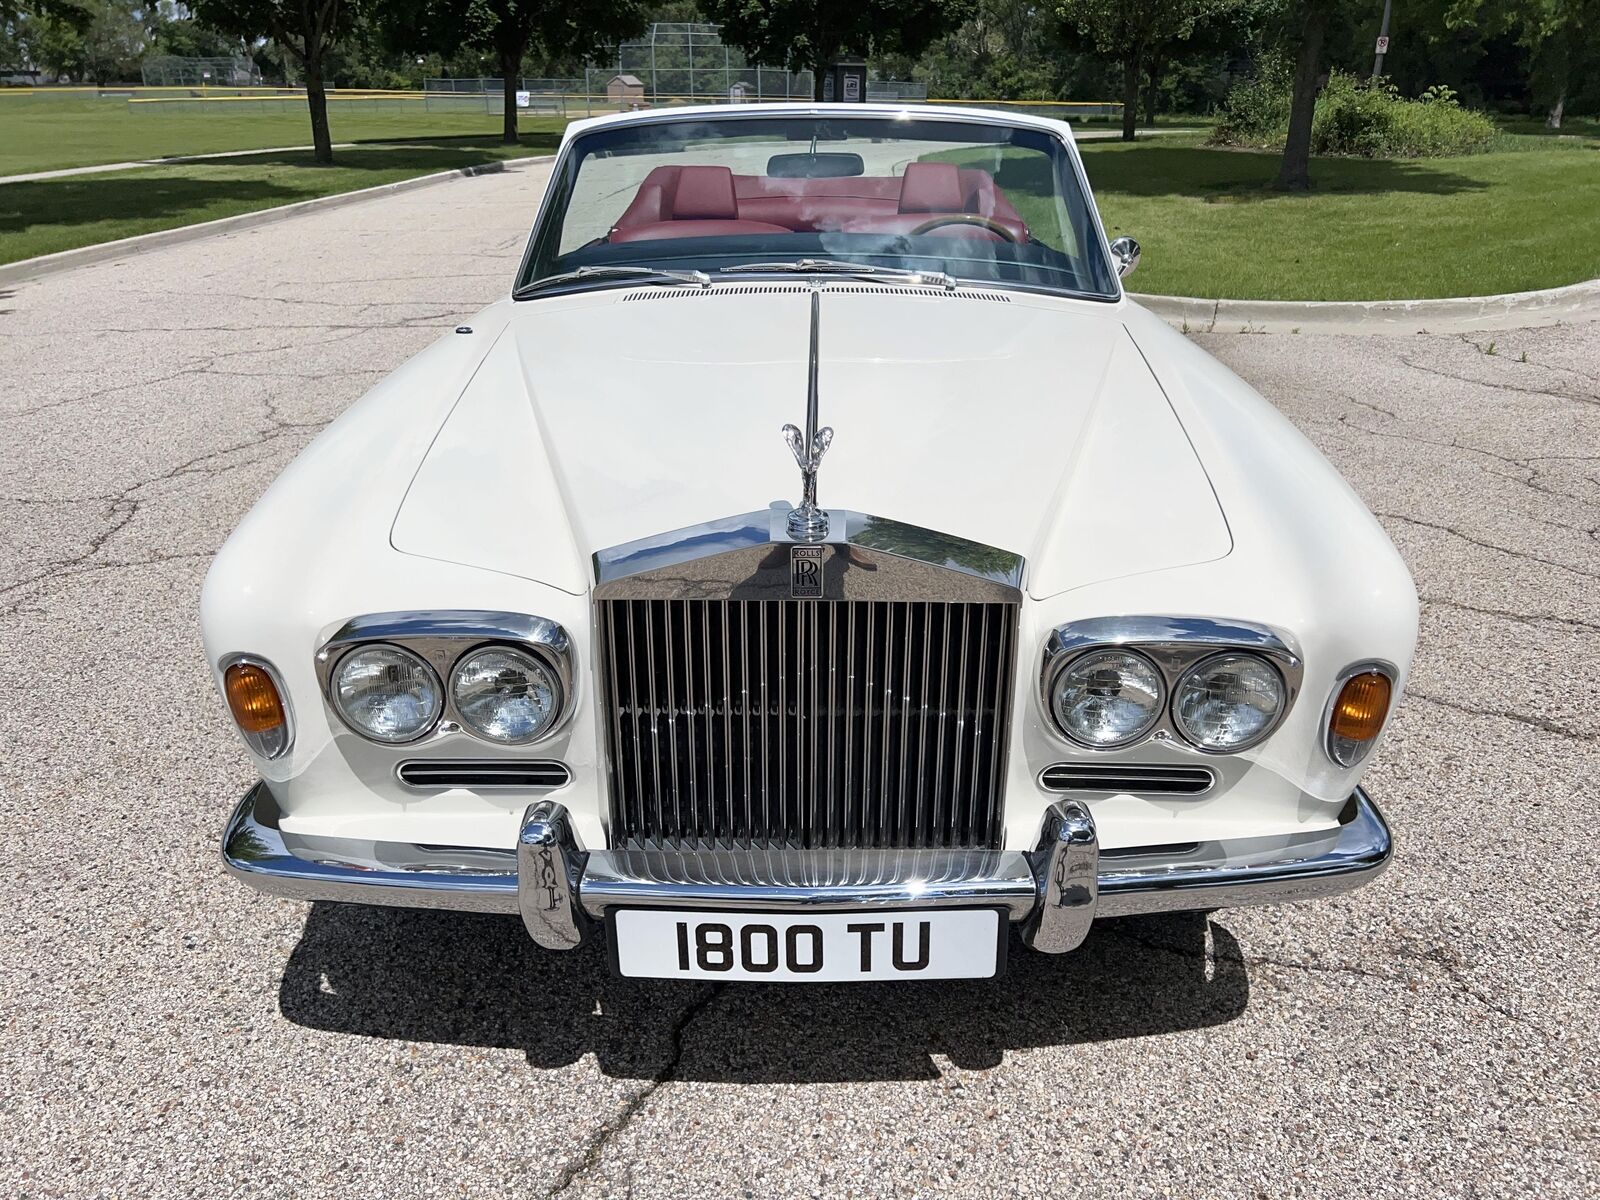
left=608, top=907, right=1006, bottom=982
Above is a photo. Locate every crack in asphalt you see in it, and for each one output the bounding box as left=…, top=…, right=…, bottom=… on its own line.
left=1325, top=413, right=1600, bottom=510
left=1108, top=925, right=1562, bottom=1043
left=1420, top=594, right=1600, bottom=635
left=1399, top=353, right=1600, bottom=407
left=1407, top=689, right=1594, bottom=743
left=1373, top=511, right=1600, bottom=581
left=3, top=323, right=414, bottom=419
left=547, top=985, right=726, bottom=1197
left=0, top=402, right=331, bottom=613
left=0, top=551, right=217, bottom=620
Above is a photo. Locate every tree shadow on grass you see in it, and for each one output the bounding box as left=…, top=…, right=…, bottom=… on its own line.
left=278, top=903, right=1249, bottom=1083
left=0, top=145, right=547, bottom=236
left=1077, top=145, right=1490, bottom=202
left=0, top=175, right=310, bottom=235
left=178, top=136, right=561, bottom=173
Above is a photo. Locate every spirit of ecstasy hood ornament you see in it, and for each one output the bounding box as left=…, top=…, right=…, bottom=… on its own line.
left=782, top=289, right=834, bottom=541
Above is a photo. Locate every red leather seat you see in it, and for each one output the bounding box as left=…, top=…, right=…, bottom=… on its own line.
left=898, top=162, right=966, bottom=214
left=608, top=161, right=1028, bottom=243
left=611, top=165, right=792, bottom=242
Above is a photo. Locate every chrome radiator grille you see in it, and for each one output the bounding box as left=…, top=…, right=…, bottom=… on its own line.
left=597, top=599, right=1017, bottom=850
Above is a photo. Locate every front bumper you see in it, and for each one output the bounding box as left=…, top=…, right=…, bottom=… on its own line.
left=222, top=785, right=1392, bottom=955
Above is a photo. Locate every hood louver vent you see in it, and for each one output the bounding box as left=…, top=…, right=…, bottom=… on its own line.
left=397, top=760, right=571, bottom=790
left=1040, top=763, right=1215, bottom=796
left=621, top=283, right=1010, bottom=302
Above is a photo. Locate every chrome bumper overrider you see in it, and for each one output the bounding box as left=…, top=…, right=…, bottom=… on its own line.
left=222, top=785, right=1392, bottom=955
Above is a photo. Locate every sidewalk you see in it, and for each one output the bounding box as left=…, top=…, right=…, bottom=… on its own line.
left=0, top=124, right=1204, bottom=187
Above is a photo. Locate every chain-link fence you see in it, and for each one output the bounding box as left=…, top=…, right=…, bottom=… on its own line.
left=422, top=26, right=929, bottom=117
left=141, top=56, right=263, bottom=87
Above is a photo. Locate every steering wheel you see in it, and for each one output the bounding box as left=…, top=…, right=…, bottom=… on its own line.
left=906, top=213, right=1021, bottom=242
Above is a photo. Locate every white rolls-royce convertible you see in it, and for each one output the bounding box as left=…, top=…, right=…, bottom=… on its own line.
left=207, top=103, right=1417, bottom=983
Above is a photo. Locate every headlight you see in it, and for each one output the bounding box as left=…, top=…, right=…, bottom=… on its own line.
left=450, top=646, right=562, bottom=744
left=331, top=644, right=443, bottom=743
left=1050, top=649, right=1164, bottom=747
left=1172, top=653, right=1285, bottom=751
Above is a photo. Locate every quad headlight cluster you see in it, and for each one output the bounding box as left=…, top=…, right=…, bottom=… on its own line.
left=1042, top=618, right=1302, bottom=755
left=318, top=613, right=572, bottom=748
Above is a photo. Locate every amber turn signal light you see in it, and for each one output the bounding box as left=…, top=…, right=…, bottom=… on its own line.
left=225, top=662, right=285, bottom=733
left=223, top=660, right=292, bottom=759
left=1330, top=671, right=1392, bottom=745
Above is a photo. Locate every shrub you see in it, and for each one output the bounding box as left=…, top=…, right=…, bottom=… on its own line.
left=1210, top=70, right=1497, bottom=158
left=1210, top=55, right=1293, bottom=148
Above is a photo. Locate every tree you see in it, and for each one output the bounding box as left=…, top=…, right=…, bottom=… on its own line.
left=1444, top=0, right=1600, bottom=127
left=700, top=0, right=977, bottom=100
left=1273, top=0, right=1334, bottom=188
left=190, top=0, right=357, bottom=163
left=1056, top=0, right=1235, bottom=139
left=148, top=11, right=248, bottom=59
left=375, top=0, right=647, bottom=145
left=78, top=0, right=144, bottom=83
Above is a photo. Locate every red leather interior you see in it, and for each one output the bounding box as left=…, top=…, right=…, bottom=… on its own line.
left=607, top=162, right=1029, bottom=243
left=897, top=162, right=965, bottom=213
left=672, top=165, right=739, bottom=219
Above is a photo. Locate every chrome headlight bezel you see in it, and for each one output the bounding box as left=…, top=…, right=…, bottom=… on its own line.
left=316, top=612, right=575, bottom=747
left=1039, top=616, right=1303, bottom=755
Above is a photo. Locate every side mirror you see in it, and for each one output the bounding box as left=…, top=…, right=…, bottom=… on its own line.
left=1108, top=236, right=1141, bottom=279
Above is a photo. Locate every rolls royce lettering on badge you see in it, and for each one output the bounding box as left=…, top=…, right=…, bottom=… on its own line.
left=207, top=103, right=1416, bottom=984
left=790, top=546, right=825, bottom=598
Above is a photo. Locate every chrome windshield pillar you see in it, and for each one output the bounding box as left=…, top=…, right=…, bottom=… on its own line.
left=517, top=801, right=593, bottom=950
left=1021, top=801, right=1099, bottom=953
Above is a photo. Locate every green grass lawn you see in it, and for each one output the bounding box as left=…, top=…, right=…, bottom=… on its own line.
left=0, top=94, right=571, bottom=175
left=0, top=139, right=556, bottom=265
left=1080, top=134, right=1600, bottom=300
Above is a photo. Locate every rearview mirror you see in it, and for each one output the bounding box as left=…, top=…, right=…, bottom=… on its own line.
left=766, top=152, right=865, bottom=178
left=1109, top=236, right=1141, bottom=279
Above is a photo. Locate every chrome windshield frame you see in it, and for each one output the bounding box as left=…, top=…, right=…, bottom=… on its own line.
left=511, top=106, right=1124, bottom=305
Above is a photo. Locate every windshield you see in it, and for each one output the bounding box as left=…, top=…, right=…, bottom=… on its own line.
left=518, top=113, right=1119, bottom=299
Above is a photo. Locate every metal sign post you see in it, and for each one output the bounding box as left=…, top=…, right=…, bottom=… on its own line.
left=1371, top=0, right=1394, bottom=79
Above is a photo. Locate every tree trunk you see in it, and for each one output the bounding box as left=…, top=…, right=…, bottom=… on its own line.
left=1120, top=49, right=1140, bottom=141
left=1274, top=1, right=1330, bottom=191
left=814, top=66, right=826, bottom=101
left=1546, top=92, right=1565, bottom=129
left=304, top=49, right=333, bottom=165
left=499, top=41, right=520, bottom=144
left=1144, top=53, right=1164, bottom=128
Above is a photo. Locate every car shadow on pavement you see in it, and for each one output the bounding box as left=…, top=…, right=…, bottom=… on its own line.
left=278, top=903, right=1248, bottom=1082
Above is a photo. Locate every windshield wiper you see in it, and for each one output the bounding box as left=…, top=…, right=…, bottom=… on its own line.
left=515, top=265, right=711, bottom=298
left=719, top=259, right=958, bottom=290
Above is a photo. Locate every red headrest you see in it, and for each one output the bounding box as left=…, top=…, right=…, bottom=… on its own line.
left=672, top=166, right=739, bottom=220
left=898, top=162, right=964, bottom=214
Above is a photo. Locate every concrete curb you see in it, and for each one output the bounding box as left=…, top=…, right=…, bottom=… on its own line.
left=4, top=154, right=1594, bottom=332
left=1131, top=278, right=1600, bottom=335
left=0, top=156, right=553, bottom=289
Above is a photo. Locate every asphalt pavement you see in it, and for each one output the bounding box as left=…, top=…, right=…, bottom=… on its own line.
left=1, top=164, right=1594, bottom=1199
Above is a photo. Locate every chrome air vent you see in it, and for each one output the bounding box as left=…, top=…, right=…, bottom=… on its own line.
left=1039, top=763, right=1215, bottom=796
left=822, top=284, right=1011, bottom=301
left=397, top=760, right=572, bottom=790
left=622, top=284, right=812, bottom=301
left=621, top=283, right=1010, bottom=303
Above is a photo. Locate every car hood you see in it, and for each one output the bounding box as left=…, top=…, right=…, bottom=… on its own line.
left=391, top=286, right=1231, bottom=598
